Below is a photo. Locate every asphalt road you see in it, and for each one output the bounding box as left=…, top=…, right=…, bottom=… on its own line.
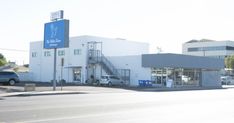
left=1, top=88, right=234, bottom=123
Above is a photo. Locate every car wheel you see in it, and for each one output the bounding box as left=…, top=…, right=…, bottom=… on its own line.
left=9, top=79, right=16, bottom=86
left=108, top=82, right=112, bottom=86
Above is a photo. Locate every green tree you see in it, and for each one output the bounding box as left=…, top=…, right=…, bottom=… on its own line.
left=0, top=53, right=7, bottom=66
left=225, top=55, right=234, bottom=69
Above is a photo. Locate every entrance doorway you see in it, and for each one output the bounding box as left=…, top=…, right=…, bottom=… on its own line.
left=73, top=68, right=81, bottom=82
left=151, top=68, right=167, bottom=87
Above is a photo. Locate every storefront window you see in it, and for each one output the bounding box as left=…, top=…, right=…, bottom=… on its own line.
left=182, top=69, right=200, bottom=86
left=151, top=68, right=201, bottom=87
left=151, top=68, right=167, bottom=85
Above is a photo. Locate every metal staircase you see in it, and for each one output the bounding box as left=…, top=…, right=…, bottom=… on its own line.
left=88, top=50, right=120, bottom=76
left=87, top=41, right=130, bottom=84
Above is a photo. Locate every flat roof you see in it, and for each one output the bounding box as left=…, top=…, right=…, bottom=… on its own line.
left=142, top=53, right=224, bottom=70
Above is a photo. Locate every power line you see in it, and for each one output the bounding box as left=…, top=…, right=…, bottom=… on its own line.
left=0, top=48, right=28, bottom=52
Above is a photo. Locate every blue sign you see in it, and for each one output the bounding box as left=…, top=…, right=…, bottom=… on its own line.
left=44, top=19, right=69, bottom=49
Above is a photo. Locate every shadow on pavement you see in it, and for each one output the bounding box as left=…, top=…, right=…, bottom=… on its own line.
left=0, top=81, right=228, bottom=95
left=5, top=92, right=87, bottom=97
left=0, top=86, right=23, bottom=93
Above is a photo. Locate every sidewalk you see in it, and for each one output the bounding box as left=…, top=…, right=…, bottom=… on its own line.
left=0, top=90, right=86, bottom=97
left=0, top=84, right=135, bottom=97
left=0, top=82, right=228, bottom=97
left=135, top=86, right=224, bottom=92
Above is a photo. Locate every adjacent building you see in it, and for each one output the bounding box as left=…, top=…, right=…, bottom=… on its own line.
left=182, top=39, right=234, bottom=59
left=29, top=36, right=224, bottom=88
left=142, top=54, right=223, bottom=87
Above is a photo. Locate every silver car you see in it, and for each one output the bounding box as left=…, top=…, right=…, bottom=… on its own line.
left=100, top=75, right=123, bottom=86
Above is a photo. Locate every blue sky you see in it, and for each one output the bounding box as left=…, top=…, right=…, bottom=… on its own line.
left=1, top=0, right=234, bottom=64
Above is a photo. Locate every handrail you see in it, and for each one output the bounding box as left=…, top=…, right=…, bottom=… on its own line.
left=88, top=50, right=130, bottom=83
left=101, top=54, right=117, bottom=74
left=88, top=50, right=120, bottom=76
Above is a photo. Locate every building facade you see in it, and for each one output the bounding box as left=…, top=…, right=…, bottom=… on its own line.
left=182, top=39, right=234, bottom=59
left=142, top=54, right=224, bottom=87
left=30, top=36, right=224, bottom=87
left=29, top=35, right=149, bottom=85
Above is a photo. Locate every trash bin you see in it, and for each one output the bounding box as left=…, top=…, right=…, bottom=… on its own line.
left=139, top=80, right=152, bottom=87
left=24, top=83, right=36, bottom=92
left=146, top=80, right=152, bottom=87
left=138, top=80, right=143, bottom=87
left=138, top=80, right=146, bottom=87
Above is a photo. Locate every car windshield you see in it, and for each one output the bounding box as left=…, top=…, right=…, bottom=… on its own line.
left=101, top=76, right=108, bottom=79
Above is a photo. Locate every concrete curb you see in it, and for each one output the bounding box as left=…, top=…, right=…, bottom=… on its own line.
left=135, top=87, right=225, bottom=92
left=0, top=91, right=87, bottom=97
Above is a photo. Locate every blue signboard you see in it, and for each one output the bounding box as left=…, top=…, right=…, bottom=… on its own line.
left=44, top=19, right=69, bottom=49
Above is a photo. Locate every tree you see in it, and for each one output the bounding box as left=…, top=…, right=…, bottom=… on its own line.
left=225, top=55, right=234, bottom=69
left=0, top=53, right=7, bottom=66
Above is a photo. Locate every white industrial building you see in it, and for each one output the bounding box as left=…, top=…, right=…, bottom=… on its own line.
left=183, top=39, right=234, bottom=59
left=30, top=36, right=224, bottom=87
left=30, top=35, right=150, bottom=86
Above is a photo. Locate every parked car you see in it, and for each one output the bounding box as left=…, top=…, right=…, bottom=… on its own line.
left=0, top=71, right=20, bottom=85
left=100, top=75, right=123, bottom=86
left=221, top=76, right=234, bottom=85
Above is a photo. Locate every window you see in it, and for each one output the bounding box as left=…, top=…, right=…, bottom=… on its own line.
left=151, top=68, right=200, bottom=87
left=151, top=68, right=167, bottom=85
left=188, top=46, right=234, bottom=52
left=32, top=52, right=37, bottom=57
left=226, top=46, right=234, bottom=50
left=187, top=48, right=199, bottom=52
left=58, top=50, right=65, bottom=56
left=74, top=49, right=82, bottom=55
left=44, top=51, right=51, bottom=57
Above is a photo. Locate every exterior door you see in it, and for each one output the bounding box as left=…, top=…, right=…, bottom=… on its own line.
left=73, top=68, right=81, bottom=82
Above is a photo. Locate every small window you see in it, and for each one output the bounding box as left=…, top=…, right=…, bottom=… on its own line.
left=110, top=76, right=115, bottom=79
left=58, top=50, right=65, bottom=56
left=44, top=51, right=51, bottom=57
left=32, top=52, right=37, bottom=57
left=74, top=49, right=82, bottom=55
left=0, top=72, right=12, bottom=75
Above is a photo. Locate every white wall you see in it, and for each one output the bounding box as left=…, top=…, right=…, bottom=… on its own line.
left=41, top=49, right=54, bottom=82
left=107, top=55, right=151, bottom=86
left=29, top=41, right=42, bottom=82
left=29, top=35, right=149, bottom=83
left=81, top=35, right=149, bottom=56
left=29, top=38, right=88, bottom=83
